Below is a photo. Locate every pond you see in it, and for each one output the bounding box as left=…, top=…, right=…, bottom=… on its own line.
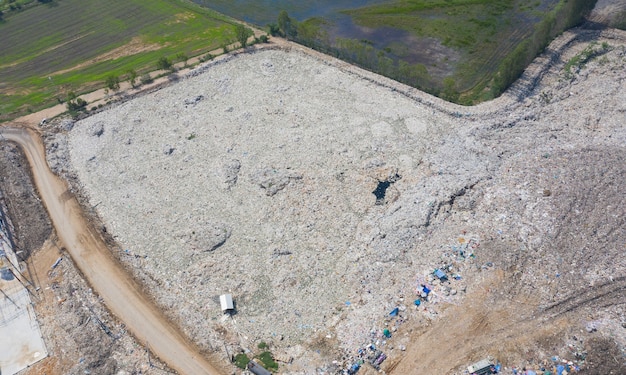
left=191, top=0, right=414, bottom=49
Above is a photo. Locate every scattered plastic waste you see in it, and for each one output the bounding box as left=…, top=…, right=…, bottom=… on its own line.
left=414, top=299, right=421, bottom=306
left=382, top=329, right=391, bottom=338
left=348, top=362, right=360, bottom=374
left=434, top=268, right=448, bottom=281
left=374, top=353, right=386, bottom=366
left=389, top=307, right=399, bottom=317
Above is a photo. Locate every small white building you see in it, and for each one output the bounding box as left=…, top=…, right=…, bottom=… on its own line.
left=220, top=294, right=234, bottom=312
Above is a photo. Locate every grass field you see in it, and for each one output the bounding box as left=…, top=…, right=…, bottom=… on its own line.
left=343, top=0, right=560, bottom=101
left=0, top=0, right=237, bottom=121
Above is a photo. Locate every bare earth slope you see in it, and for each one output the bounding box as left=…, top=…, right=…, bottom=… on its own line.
left=44, top=26, right=626, bottom=374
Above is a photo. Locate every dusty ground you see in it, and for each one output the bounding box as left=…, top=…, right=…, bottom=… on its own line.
left=38, top=25, right=626, bottom=375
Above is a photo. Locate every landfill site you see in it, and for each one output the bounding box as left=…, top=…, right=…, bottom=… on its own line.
left=1, top=5, right=626, bottom=375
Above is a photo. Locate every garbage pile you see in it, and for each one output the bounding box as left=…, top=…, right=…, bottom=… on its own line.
left=339, top=234, right=481, bottom=374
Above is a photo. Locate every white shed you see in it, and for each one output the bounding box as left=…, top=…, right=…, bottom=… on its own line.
left=220, top=294, right=234, bottom=312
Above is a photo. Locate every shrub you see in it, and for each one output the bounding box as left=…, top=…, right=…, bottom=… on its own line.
left=139, top=73, right=153, bottom=85
left=156, top=56, right=172, bottom=71
left=257, top=352, right=278, bottom=371
left=66, top=92, right=87, bottom=115
left=267, top=23, right=280, bottom=36
left=233, top=353, right=250, bottom=369
left=105, top=74, right=120, bottom=91
left=126, top=69, right=137, bottom=87
left=259, top=34, right=269, bottom=43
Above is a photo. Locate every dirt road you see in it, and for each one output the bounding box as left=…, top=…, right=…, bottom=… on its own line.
left=0, top=126, right=222, bottom=375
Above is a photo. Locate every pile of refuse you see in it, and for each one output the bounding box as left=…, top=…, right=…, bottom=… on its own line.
left=340, top=235, right=481, bottom=374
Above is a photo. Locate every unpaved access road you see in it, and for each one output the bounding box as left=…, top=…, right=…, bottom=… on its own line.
left=0, top=126, right=222, bottom=375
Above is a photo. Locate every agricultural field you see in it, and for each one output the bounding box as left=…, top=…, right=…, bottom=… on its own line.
left=195, top=0, right=595, bottom=104
left=0, top=0, right=237, bottom=121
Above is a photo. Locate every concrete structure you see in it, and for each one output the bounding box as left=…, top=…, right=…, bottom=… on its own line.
left=0, top=204, right=47, bottom=375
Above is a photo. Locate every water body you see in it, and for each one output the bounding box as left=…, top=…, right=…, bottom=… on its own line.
left=192, top=0, right=415, bottom=50
left=192, top=0, right=385, bottom=26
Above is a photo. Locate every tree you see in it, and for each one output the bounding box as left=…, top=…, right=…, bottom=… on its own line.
left=156, top=56, right=172, bottom=71
left=267, top=23, right=280, bottom=36
left=139, top=73, right=153, bottom=85
left=126, top=69, right=137, bottom=88
left=277, top=10, right=296, bottom=38
left=105, top=74, right=120, bottom=91
left=66, top=92, right=87, bottom=114
left=235, top=24, right=253, bottom=48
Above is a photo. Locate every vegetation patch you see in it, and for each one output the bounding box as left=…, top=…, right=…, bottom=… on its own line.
left=257, top=351, right=278, bottom=371
left=233, top=353, right=250, bottom=369
left=341, top=0, right=597, bottom=104
left=564, top=42, right=611, bottom=79
left=0, top=0, right=238, bottom=121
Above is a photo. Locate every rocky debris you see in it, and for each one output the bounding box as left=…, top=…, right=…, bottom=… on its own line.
left=88, top=121, right=104, bottom=137
left=60, top=119, right=75, bottom=132
left=163, top=144, right=175, bottom=155
left=177, top=223, right=232, bottom=253
left=217, top=159, right=241, bottom=190
left=29, top=242, right=171, bottom=375
left=183, top=95, right=204, bottom=107
left=45, top=133, right=71, bottom=176
left=251, top=167, right=303, bottom=196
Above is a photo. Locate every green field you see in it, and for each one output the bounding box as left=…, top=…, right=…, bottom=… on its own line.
left=0, top=0, right=238, bottom=121
left=340, top=0, right=594, bottom=103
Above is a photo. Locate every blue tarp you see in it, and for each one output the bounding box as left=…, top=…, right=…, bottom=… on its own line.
left=389, top=307, right=399, bottom=317
left=434, top=268, right=447, bottom=280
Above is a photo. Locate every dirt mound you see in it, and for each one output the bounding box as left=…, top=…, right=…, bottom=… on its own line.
left=0, top=143, right=51, bottom=259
